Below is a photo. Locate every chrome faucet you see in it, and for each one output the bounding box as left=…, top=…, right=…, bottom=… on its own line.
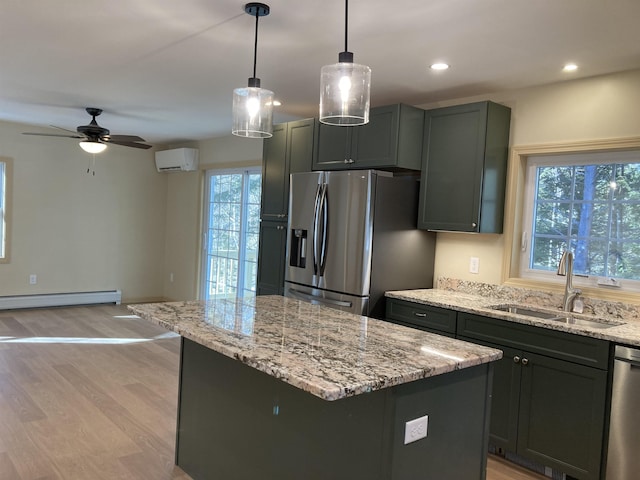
left=557, top=250, right=582, bottom=312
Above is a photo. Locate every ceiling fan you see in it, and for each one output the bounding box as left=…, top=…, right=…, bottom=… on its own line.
left=22, top=107, right=152, bottom=153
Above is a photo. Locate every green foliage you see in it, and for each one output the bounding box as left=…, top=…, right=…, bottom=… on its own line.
left=531, top=161, right=640, bottom=279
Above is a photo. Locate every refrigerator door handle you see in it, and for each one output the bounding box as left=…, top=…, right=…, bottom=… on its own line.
left=287, top=288, right=353, bottom=308
left=312, top=182, right=322, bottom=276
left=318, top=183, right=328, bottom=276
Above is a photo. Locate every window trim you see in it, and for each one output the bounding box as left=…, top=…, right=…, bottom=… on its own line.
left=502, top=137, right=640, bottom=304
left=0, top=157, right=12, bottom=263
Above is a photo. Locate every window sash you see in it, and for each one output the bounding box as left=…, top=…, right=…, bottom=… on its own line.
left=520, top=149, right=640, bottom=291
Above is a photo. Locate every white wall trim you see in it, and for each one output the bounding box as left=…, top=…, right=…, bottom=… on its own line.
left=0, top=290, right=122, bottom=310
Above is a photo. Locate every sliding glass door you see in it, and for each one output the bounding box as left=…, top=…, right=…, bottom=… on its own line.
left=201, top=168, right=261, bottom=301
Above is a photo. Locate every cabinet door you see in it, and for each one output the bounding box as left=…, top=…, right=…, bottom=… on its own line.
left=459, top=337, right=521, bottom=453
left=256, top=220, right=287, bottom=295
left=517, top=352, right=607, bottom=480
left=313, top=123, right=351, bottom=170
left=352, top=105, right=399, bottom=168
left=419, top=103, right=487, bottom=232
left=287, top=118, right=316, bottom=174
left=261, top=123, right=289, bottom=220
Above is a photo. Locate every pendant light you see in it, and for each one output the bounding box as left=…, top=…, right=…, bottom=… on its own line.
left=79, top=140, right=107, bottom=154
left=319, top=0, right=371, bottom=126
left=232, top=3, right=274, bottom=138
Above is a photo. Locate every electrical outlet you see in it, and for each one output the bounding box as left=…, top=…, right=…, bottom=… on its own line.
left=169, top=272, right=174, bottom=283
left=29, top=274, right=37, bottom=285
left=469, top=257, right=480, bottom=274
left=404, top=415, right=429, bottom=445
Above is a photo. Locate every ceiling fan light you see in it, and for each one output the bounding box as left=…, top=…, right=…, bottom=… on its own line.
left=232, top=84, right=274, bottom=138
left=79, top=140, right=107, bottom=154
left=319, top=60, right=371, bottom=126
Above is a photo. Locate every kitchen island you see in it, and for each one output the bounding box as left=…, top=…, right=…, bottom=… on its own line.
left=129, top=295, right=502, bottom=480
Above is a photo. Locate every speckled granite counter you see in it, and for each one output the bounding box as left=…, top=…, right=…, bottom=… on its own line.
left=130, top=295, right=499, bottom=479
left=386, top=282, right=640, bottom=347
left=129, top=295, right=501, bottom=401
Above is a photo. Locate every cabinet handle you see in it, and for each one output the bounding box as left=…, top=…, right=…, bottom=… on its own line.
left=521, top=358, right=529, bottom=366
left=344, top=158, right=355, bottom=164
left=277, top=225, right=284, bottom=230
left=513, top=356, right=521, bottom=364
left=472, top=222, right=478, bottom=228
left=414, top=312, right=427, bottom=318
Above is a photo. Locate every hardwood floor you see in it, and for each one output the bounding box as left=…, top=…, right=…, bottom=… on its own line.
left=0, top=304, right=546, bottom=480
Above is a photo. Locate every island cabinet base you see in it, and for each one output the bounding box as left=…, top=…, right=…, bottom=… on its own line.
left=176, top=338, right=494, bottom=480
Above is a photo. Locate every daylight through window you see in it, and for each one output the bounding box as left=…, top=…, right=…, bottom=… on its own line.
left=201, top=168, right=261, bottom=301
left=521, top=150, right=640, bottom=287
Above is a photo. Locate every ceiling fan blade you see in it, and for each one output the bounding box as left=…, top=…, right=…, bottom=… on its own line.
left=50, top=125, right=81, bottom=135
left=108, top=134, right=146, bottom=142
left=22, top=132, right=84, bottom=138
left=107, top=139, right=152, bottom=150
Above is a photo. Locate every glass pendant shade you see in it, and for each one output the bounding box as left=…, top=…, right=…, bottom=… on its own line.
left=319, top=60, right=371, bottom=126
left=232, top=83, right=274, bottom=138
left=79, top=141, right=107, bottom=154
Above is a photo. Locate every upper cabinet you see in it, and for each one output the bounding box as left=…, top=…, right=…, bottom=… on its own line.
left=418, top=101, right=511, bottom=233
left=313, top=104, right=424, bottom=171
left=261, top=118, right=316, bottom=220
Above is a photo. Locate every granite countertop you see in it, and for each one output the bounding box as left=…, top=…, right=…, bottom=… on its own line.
left=128, top=295, right=502, bottom=401
left=386, top=287, right=640, bottom=347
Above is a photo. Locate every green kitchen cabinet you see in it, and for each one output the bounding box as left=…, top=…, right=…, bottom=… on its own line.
left=313, top=104, right=424, bottom=171
left=256, top=220, right=287, bottom=295
left=418, top=101, right=511, bottom=233
left=458, top=312, right=609, bottom=480
left=385, top=298, right=456, bottom=337
left=261, top=118, right=316, bottom=221
left=257, top=118, right=315, bottom=296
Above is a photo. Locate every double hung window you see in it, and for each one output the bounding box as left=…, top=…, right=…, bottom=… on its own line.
left=520, top=150, right=640, bottom=290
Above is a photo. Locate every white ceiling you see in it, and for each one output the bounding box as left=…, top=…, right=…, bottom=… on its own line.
left=2, top=0, right=640, bottom=146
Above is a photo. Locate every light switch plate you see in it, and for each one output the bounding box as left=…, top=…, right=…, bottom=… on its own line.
left=404, top=415, right=429, bottom=445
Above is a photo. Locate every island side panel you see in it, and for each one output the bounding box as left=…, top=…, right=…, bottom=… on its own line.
left=176, top=338, right=392, bottom=480
left=390, top=362, right=494, bottom=479
left=176, top=337, right=493, bottom=480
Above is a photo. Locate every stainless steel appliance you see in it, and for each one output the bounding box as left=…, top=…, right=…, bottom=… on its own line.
left=606, top=345, right=640, bottom=479
left=284, top=170, right=435, bottom=318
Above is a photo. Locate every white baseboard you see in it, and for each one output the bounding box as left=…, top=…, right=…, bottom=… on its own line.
left=0, top=290, right=122, bottom=310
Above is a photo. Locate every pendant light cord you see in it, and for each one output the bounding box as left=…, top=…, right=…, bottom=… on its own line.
left=344, top=0, right=349, bottom=52
left=253, top=11, right=260, bottom=79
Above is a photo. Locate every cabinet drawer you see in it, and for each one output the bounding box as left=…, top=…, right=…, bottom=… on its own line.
left=457, top=312, right=611, bottom=370
left=386, top=298, right=457, bottom=335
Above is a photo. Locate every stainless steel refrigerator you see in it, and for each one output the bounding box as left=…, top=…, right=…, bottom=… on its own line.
left=284, top=170, right=436, bottom=319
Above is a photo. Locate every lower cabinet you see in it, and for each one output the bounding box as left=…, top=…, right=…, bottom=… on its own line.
left=256, top=220, right=287, bottom=295
left=385, top=298, right=456, bottom=337
left=458, top=312, right=609, bottom=480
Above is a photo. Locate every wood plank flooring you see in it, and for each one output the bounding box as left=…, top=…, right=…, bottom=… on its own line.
left=0, top=304, right=546, bottom=480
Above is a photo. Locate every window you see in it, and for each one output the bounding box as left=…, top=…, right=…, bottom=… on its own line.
left=201, top=168, right=261, bottom=301
left=0, top=159, right=8, bottom=261
left=520, top=149, right=640, bottom=290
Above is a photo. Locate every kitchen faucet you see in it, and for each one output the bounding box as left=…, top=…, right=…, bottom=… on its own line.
left=557, top=250, right=582, bottom=312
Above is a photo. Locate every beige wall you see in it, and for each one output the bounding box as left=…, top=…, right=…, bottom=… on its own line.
left=0, top=120, right=167, bottom=302
left=419, top=68, right=640, bottom=285
left=161, top=135, right=263, bottom=301
left=5, top=68, right=638, bottom=304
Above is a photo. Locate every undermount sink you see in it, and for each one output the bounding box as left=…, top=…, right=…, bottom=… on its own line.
left=489, top=304, right=624, bottom=329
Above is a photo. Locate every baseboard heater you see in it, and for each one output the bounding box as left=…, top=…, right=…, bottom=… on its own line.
left=0, top=290, right=122, bottom=310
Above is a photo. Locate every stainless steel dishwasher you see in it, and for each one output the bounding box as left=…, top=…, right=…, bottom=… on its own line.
left=606, top=345, right=640, bottom=479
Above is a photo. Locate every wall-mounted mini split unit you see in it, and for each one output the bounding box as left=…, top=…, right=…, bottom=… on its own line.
left=155, top=148, right=199, bottom=172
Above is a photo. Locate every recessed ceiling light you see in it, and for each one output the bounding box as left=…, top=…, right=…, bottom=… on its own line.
left=430, top=63, right=450, bottom=71
left=563, top=63, right=578, bottom=72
